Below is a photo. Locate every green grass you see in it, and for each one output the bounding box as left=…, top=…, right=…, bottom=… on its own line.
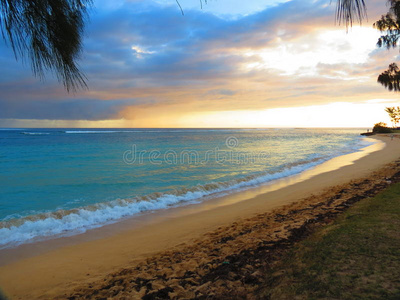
left=258, top=183, right=400, bottom=300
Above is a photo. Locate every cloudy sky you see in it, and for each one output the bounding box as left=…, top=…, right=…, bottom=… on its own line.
left=0, top=0, right=399, bottom=128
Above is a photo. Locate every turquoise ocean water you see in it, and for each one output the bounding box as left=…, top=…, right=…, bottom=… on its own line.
left=0, top=128, right=371, bottom=248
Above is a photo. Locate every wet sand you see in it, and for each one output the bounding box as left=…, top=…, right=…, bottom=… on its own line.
left=0, top=135, right=399, bottom=299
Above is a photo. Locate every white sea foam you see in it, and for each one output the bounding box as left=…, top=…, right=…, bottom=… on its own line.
left=63, top=129, right=240, bottom=134
left=0, top=149, right=360, bottom=249
left=64, top=130, right=125, bottom=133
left=0, top=136, right=374, bottom=249
left=21, top=132, right=50, bottom=135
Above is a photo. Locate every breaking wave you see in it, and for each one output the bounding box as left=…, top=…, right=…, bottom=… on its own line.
left=0, top=156, right=331, bottom=249
left=21, top=132, right=50, bottom=135
left=0, top=135, right=374, bottom=249
left=63, top=129, right=240, bottom=134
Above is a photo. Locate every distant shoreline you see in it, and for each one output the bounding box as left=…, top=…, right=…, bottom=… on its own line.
left=0, top=135, right=399, bottom=299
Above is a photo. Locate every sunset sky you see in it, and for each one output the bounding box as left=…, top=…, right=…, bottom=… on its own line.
left=0, top=0, right=399, bottom=128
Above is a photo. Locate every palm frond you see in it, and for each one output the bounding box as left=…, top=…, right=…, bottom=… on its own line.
left=336, top=0, right=367, bottom=27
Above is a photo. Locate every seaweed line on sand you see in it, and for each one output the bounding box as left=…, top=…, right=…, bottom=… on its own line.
left=62, top=159, right=400, bottom=300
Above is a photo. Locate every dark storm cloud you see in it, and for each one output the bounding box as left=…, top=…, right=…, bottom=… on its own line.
left=0, top=98, right=133, bottom=120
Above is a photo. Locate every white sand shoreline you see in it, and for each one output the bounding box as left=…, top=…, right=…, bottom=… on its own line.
left=0, top=137, right=382, bottom=265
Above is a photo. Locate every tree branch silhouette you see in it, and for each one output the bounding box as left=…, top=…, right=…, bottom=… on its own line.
left=0, top=0, right=92, bottom=92
left=1, top=0, right=397, bottom=93
left=373, top=0, right=400, bottom=92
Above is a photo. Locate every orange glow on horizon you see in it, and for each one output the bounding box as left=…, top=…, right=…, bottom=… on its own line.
left=5, top=100, right=397, bottom=129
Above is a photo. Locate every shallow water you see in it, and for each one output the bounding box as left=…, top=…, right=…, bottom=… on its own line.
left=0, top=128, right=370, bottom=248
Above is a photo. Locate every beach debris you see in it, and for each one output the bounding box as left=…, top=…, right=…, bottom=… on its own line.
left=62, top=161, right=400, bottom=300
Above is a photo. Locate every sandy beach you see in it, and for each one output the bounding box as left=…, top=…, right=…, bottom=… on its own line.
left=0, top=135, right=399, bottom=299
